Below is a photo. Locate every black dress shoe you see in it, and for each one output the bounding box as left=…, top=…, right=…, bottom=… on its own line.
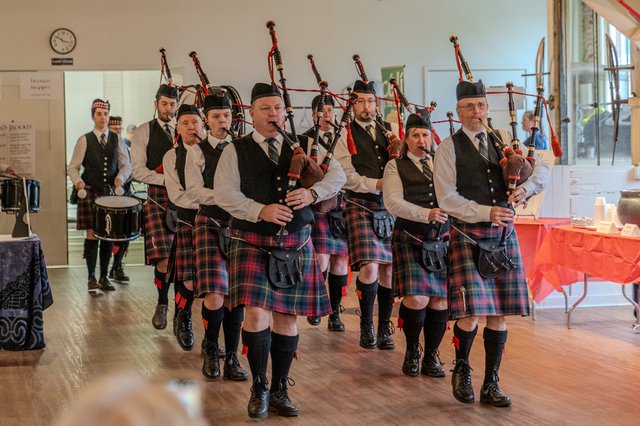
left=422, top=350, right=446, bottom=377
left=87, top=276, right=100, bottom=291
left=269, top=377, right=299, bottom=417
left=223, top=352, right=249, bottom=381
left=402, top=343, right=422, bottom=377
left=306, top=316, right=321, bottom=326
left=110, top=266, right=130, bottom=282
left=327, top=312, right=345, bottom=331
left=248, top=375, right=269, bottom=418
left=173, top=310, right=194, bottom=351
left=99, top=277, right=115, bottom=291
left=451, top=359, right=475, bottom=404
left=151, top=304, right=168, bottom=330
left=376, top=320, right=395, bottom=350
left=359, top=319, right=377, bottom=349
left=480, top=371, right=511, bottom=407
left=202, top=339, right=220, bottom=379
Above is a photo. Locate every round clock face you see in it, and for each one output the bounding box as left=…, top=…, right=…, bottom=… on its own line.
left=50, top=28, right=76, bottom=55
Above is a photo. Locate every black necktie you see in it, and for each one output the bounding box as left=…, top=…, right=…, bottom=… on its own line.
left=265, top=138, right=279, bottom=164
left=100, top=133, right=106, bottom=146
left=218, top=140, right=229, bottom=150
left=365, top=124, right=376, bottom=141
left=164, top=124, right=173, bottom=140
left=324, top=132, right=332, bottom=146
left=476, top=132, right=489, bottom=161
left=420, top=157, right=433, bottom=181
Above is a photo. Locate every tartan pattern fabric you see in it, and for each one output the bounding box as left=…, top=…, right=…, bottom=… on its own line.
left=345, top=196, right=392, bottom=271
left=143, top=185, right=175, bottom=264
left=447, top=222, right=529, bottom=319
left=194, top=213, right=229, bottom=296
left=175, top=220, right=195, bottom=282
left=391, top=228, right=448, bottom=299
left=76, top=187, right=102, bottom=230
left=310, top=198, right=348, bottom=256
left=227, top=225, right=330, bottom=317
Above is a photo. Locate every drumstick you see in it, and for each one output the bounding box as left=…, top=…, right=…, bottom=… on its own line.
left=77, top=188, right=87, bottom=199
left=115, top=186, right=125, bottom=196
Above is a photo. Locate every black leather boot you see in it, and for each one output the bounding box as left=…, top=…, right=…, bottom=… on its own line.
left=98, top=276, right=115, bottom=291
left=306, top=316, right=321, bottom=326
left=151, top=304, right=168, bottom=330
left=422, top=350, right=446, bottom=377
left=110, top=266, right=130, bottom=282
left=269, top=377, right=299, bottom=417
left=402, top=343, right=422, bottom=377
left=224, top=352, right=249, bottom=381
left=377, top=320, right=395, bottom=350
left=201, top=338, right=220, bottom=379
left=480, top=369, right=511, bottom=407
left=248, top=374, right=269, bottom=418
left=327, top=309, right=345, bottom=332
left=173, top=309, right=194, bottom=351
left=359, top=318, right=377, bottom=349
left=451, top=359, right=475, bottom=404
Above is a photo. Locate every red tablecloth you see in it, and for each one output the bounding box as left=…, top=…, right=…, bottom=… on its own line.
left=532, top=225, right=640, bottom=301
left=515, top=218, right=580, bottom=303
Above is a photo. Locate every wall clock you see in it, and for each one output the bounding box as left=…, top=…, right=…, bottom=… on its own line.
left=50, top=28, right=76, bottom=55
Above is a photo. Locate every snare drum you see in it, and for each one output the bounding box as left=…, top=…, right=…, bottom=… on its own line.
left=94, top=196, right=142, bottom=241
left=1, top=178, right=41, bottom=213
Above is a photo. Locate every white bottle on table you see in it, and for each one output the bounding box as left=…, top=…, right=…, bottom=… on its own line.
left=594, top=196, right=606, bottom=226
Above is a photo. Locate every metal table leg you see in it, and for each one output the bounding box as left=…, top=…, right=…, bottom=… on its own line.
left=567, top=274, right=589, bottom=329
left=620, top=284, right=640, bottom=334
left=561, top=288, right=569, bottom=313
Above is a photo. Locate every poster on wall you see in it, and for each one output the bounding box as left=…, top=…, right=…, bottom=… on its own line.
left=20, top=72, right=63, bottom=100
left=381, top=65, right=405, bottom=125
left=0, top=122, right=36, bottom=176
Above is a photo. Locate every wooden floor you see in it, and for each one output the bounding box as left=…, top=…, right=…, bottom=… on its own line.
left=1, top=267, right=639, bottom=425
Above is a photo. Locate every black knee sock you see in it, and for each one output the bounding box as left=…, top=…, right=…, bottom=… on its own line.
left=270, top=332, right=299, bottom=388
left=112, top=241, right=128, bottom=269
left=154, top=268, right=169, bottom=305
left=453, top=322, right=478, bottom=362
left=423, top=308, right=449, bottom=353
left=483, top=328, right=508, bottom=383
left=201, top=303, right=224, bottom=343
left=399, top=303, right=426, bottom=350
left=83, top=239, right=99, bottom=278
left=223, top=306, right=244, bottom=353
left=377, top=285, right=395, bottom=329
left=98, top=240, right=113, bottom=279
left=356, top=279, right=378, bottom=321
left=242, top=328, right=271, bottom=380
left=328, top=273, right=347, bottom=314
left=174, top=282, right=194, bottom=313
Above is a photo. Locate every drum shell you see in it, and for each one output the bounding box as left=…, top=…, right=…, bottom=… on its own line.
left=1, top=179, right=40, bottom=213
left=93, top=196, right=142, bottom=241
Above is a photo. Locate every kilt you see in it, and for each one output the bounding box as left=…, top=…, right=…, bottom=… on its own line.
left=194, top=213, right=229, bottom=297
left=144, top=185, right=175, bottom=264
left=227, top=225, right=330, bottom=317
left=448, top=222, right=529, bottom=319
left=175, top=219, right=195, bottom=282
left=311, top=197, right=348, bottom=256
left=392, top=228, right=448, bottom=299
left=345, top=197, right=392, bottom=271
left=76, top=187, right=102, bottom=230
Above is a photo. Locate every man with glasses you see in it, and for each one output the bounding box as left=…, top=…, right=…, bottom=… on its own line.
left=433, top=80, right=549, bottom=407
left=335, top=80, right=399, bottom=351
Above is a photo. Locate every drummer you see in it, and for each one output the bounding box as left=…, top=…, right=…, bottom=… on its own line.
left=67, top=99, right=131, bottom=292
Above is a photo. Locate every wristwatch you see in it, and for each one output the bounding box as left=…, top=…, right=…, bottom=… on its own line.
left=310, top=188, right=319, bottom=204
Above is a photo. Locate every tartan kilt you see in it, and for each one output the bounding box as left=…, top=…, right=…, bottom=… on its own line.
left=76, top=187, right=102, bottom=230
left=392, top=228, right=448, bottom=299
left=143, top=185, right=175, bottom=264
left=175, top=219, right=195, bottom=282
left=345, top=197, right=392, bottom=271
left=194, top=213, right=229, bottom=297
left=227, top=225, right=330, bottom=317
left=448, top=222, right=529, bottom=319
left=311, top=199, right=348, bottom=256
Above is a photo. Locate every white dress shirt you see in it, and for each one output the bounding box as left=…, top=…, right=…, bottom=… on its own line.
left=433, top=126, right=550, bottom=223
left=383, top=152, right=435, bottom=223
left=130, top=119, right=175, bottom=186
left=184, top=133, right=232, bottom=206
left=66, top=128, right=131, bottom=186
left=213, top=131, right=346, bottom=223
left=163, top=144, right=199, bottom=210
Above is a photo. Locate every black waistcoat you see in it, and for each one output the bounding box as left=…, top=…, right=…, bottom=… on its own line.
left=348, top=121, right=391, bottom=202
left=81, top=131, right=118, bottom=190
left=231, top=134, right=314, bottom=236
left=198, top=139, right=230, bottom=220
left=394, top=156, right=450, bottom=236
left=146, top=120, right=174, bottom=171
left=452, top=130, right=509, bottom=212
